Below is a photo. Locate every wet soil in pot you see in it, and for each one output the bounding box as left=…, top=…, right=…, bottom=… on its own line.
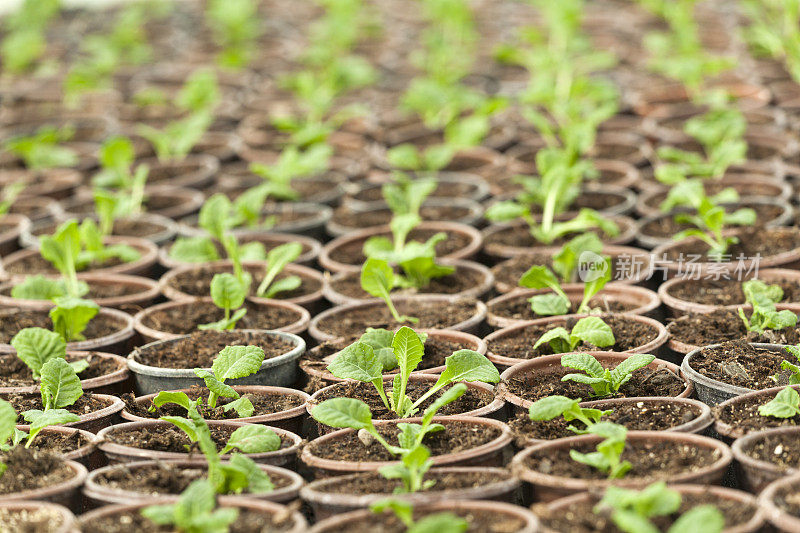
left=641, top=203, right=786, bottom=239
left=105, top=424, right=295, bottom=454
left=327, top=229, right=472, bottom=266
left=505, top=366, right=686, bottom=404
left=485, top=224, right=622, bottom=249
left=5, top=392, right=113, bottom=422
left=668, top=308, right=800, bottom=347
left=332, top=204, right=474, bottom=229
left=770, top=483, right=800, bottom=519
left=82, top=508, right=297, bottom=533
left=0, top=352, right=119, bottom=388
left=329, top=508, right=525, bottom=533
left=0, top=447, right=73, bottom=494
left=0, top=310, right=124, bottom=344
left=4, top=254, right=131, bottom=276
left=0, top=280, right=147, bottom=300
left=492, top=253, right=640, bottom=288
left=351, top=181, right=478, bottom=202
left=314, top=469, right=513, bottom=495
left=714, top=388, right=800, bottom=434
left=689, top=340, right=796, bottom=390
left=491, top=297, right=634, bottom=322
left=510, top=400, right=701, bottom=442
left=330, top=267, right=485, bottom=299
left=122, top=387, right=304, bottom=421
left=165, top=266, right=321, bottom=300
left=314, top=381, right=494, bottom=421
left=667, top=278, right=800, bottom=306
left=26, top=431, right=91, bottom=455
left=316, top=299, right=480, bottom=338
left=0, top=506, right=69, bottom=533
left=133, top=330, right=296, bottom=369
left=488, top=315, right=658, bottom=359
left=525, top=191, right=626, bottom=213
left=139, top=302, right=301, bottom=335
left=662, top=227, right=800, bottom=262
left=743, top=432, right=800, bottom=470
left=536, top=491, right=758, bottom=533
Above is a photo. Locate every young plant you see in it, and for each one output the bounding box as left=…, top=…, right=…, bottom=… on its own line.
left=527, top=395, right=612, bottom=433
left=737, top=280, right=798, bottom=334
left=759, top=386, right=800, bottom=419
left=533, top=316, right=616, bottom=354
left=0, top=182, right=25, bottom=216
left=19, top=358, right=83, bottom=447
left=561, top=352, right=656, bottom=397
left=150, top=345, right=266, bottom=418
left=779, top=345, right=800, bottom=385
left=382, top=176, right=437, bottom=218
left=204, top=0, right=262, bottom=68
left=671, top=194, right=755, bottom=261
left=92, top=136, right=149, bottom=227
left=326, top=325, right=499, bottom=418
left=249, top=144, right=332, bottom=201
left=137, top=111, right=214, bottom=162
left=255, top=242, right=302, bottom=298
left=4, top=126, right=78, bottom=170
left=595, top=481, right=724, bottom=533
left=0, top=397, right=77, bottom=459
left=141, top=480, right=239, bottom=532
left=370, top=498, right=468, bottom=533
left=198, top=274, right=249, bottom=331
left=11, top=327, right=89, bottom=379
left=570, top=421, right=631, bottom=479
left=360, top=258, right=419, bottom=324
left=49, top=296, right=100, bottom=343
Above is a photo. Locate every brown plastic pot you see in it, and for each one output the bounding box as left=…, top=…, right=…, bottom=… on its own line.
left=0, top=214, right=29, bottom=256
left=77, top=497, right=308, bottom=532
left=512, top=431, right=732, bottom=503
left=122, top=385, right=310, bottom=434
left=2, top=459, right=87, bottom=513
left=22, top=212, right=178, bottom=248
left=17, top=424, right=101, bottom=469
left=309, top=499, right=538, bottom=532
left=0, top=501, right=76, bottom=533
left=7, top=195, right=63, bottom=223
left=97, top=420, right=303, bottom=468
left=481, top=215, right=638, bottom=262
left=659, top=268, right=800, bottom=317
left=159, top=259, right=325, bottom=312
left=0, top=273, right=160, bottom=313
left=758, top=471, right=800, bottom=531
left=485, top=185, right=637, bottom=217
left=60, top=185, right=205, bottom=222
left=133, top=297, right=311, bottom=343
left=322, top=259, right=494, bottom=306
left=308, top=295, right=487, bottom=343
left=0, top=168, right=81, bottom=200
left=137, top=154, right=219, bottom=190
left=308, top=375, right=504, bottom=434
left=301, top=416, right=512, bottom=478
left=82, top=459, right=304, bottom=508
left=0, top=306, right=135, bottom=355
left=319, top=221, right=483, bottom=274
left=4, top=392, right=124, bottom=434
left=541, top=484, right=765, bottom=533
left=486, top=282, right=661, bottom=329
left=344, top=173, right=490, bottom=208
left=732, top=426, right=800, bottom=493
left=484, top=314, right=669, bottom=368
left=713, top=384, right=800, bottom=443
left=499, top=352, right=692, bottom=413
left=300, top=466, right=519, bottom=520
left=631, top=80, right=770, bottom=116
left=0, top=351, right=129, bottom=396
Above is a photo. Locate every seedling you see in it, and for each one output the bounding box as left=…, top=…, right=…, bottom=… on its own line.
left=249, top=144, right=332, bottom=201
left=137, top=111, right=214, bottom=162
left=155, top=397, right=279, bottom=495
left=561, top=352, right=656, bottom=397
left=326, top=325, right=499, bottom=418
left=150, top=345, right=266, bottom=418
left=570, top=421, right=631, bottom=479
left=533, top=316, right=616, bottom=354
left=255, top=242, right=302, bottom=298
left=595, top=482, right=724, bottom=533
left=360, top=258, right=418, bottom=324
left=11, top=327, right=88, bottom=379
left=0, top=396, right=77, bottom=461
left=779, top=345, right=800, bottom=385
left=19, top=358, right=84, bottom=447
left=204, top=0, right=262, bottom=68
left=0, top=182, right=25, bottom=216
left=198, top=274, right=249, bottom=331
left=738, top=280, right=798, bottom=333
left=386, top=144, right=455, bottom=173
left=528, top=395, right=612, bottom=433
left=382, top=176, right=437, bottom=218
left=370, top=498, right=468, bottom=533
left=672, top=194, right=755, bottom=261
left=92, top=136, right=149, bottom=228
left=759, top=387, right=800, bottom=419
left=549, top=233, right=606, bottom=283
left=142, top=480, right=239, bottom=532
left=4, top=126, right=78, bottom=170
left=0, top=0, right=60, bottom=74
left=49, top=296, right=100, bottom=343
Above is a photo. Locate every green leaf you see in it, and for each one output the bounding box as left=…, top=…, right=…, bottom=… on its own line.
left=327, top=342, right=384, bottom=383
left=485, top=200, right=529, bottom=222
left=160, top=416, right=200, bottom=442
left=199, top=194, right=234, bottom=241
left=759, top=387, right=800, bottom=419
left=361, top=258, right=417, bottom=324
left=519, top=265, right=561, bottom=290
left=668, top=505, right=725, bottom=533
left=561, top=353, right=605, bottom=378
left=529, top=293, right=571, bottom=316
left=49, top=296, right=99, bottom=342
left=435, top=349, right=500, bottom=386
left=409, top=513, right=469, bottom=533
left=421, top=383, right=466, bottom=426
left=221, top=396, right=254, bottom=418
left=211, top=345, right=265, bottom=383
left=392, top=326, right=425, bottom=378
left=11, top=328, right=67, bottom=379
left=39, top=358, right=83, bottom=410
left=571, top=316, right=615, bottom=348
left=23, top=408, right=80, bottom=446
left=0, top=399, right=17, bottom=448
left=533, top=327, right=572, bottom=353
left=256, top=242, right=303, bottom=297
left=312, top=397, right=373, bottom=430
left=609, top=354, right=655, bottom=390
left=194, top=368, right=239, bottom=404
left=169, top=236, right=221, bottom=263
left=221, top=425, right=281, bottom=454
left=151, top=391, right=193, bottom=412
left=11, top=276, right=77, bottom=301
left=359, top=328, right=398, bottom=371
left=263, top=275, right=301, bottom=298
left=229, top=453, right=274, bottom=493
left=528, top=396, right=581, bottom=421
left=208, top=273, right=247, bottom=311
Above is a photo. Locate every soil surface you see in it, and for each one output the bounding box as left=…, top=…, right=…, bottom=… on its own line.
left=313, top=381, right=495, bottom=420
left=332, top=204, right=474, bottom=229
left=1, top=280, right=148, bottom=300
left=33, top=219, right=166, bottom=240
left=662, top=227, right=800, bottom=262
left=5, top=392, right=113, bottom=422
left=329, top=266, right=485, bottom=299
left=139, top=301, right=301, bottom=335
left=315, top=469, right=513, bottom=495
left=489, top=295, right=634, bottom=322
left=510, top=400, right=701, bottom=444
left=4, top=252, right=131, bottom=276
left=123, top=387, right=304, bottom=420
left=743, top=432, right=800, bottom=471
left=104, top=424, right=293, bottom=454
left=306, top=421, right=502, bottom=462
left=641, top=203, right=785, bottom=239
left=28, top=430, right=91, bottom=455
left=487, top=315, right=659, bottom=359
left=351, top=181, right=479, bottom=202
left=491, top=252, right=645, bottom=287
left=80, top=509, right=297, bottom=533
left=773, top=483, right=800, bottom=519
left=668, top=278, right=800, bottom=306
left=326, top=508, right=525, bottom=533
left=485, top=220, right=629, bottom=249
left=0, top=310, right=125, bottom=344
left=132, top=330, right=296, bottom=369
left=688, top=340, right=793, bottom=390
left=164, top=264, right=321, bottom=300
left=0, top=352, right=120, bottom=387
left=536, top=491, right=757, bottom=533
left=327, top=228, right=472, bottom=266
left=315, top=299, right=480, bottom=338
left=0, top=447, right=74, bottom=494
left=667, top=308, right=800, bottom=348
left=526, top=190, right=626, bottom=213
left=714, top=387, right=800, bottom=435
left=0, top=507, right=67, bottom=533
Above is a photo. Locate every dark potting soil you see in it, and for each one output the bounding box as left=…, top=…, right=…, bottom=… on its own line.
left=510, top=400, right=701, bottom=443
left=327, top=228, right=472, bottom=266
left=527, top=190, right=625, bottom=213
left=33, top=220, right=166, bottom=240
left=3, top=252, right=129, bottom=276
left=504, top=365, right=686, bottom=404
left=485, top=221, right=628, bottom=249
left=0, top=352, right=120, bottom=387
left=133, top=330, right=296, bottom=369
left=667, top=308, right=800, bottom=348
left=523, top=439, right=721, bottom=480
left=6, top=392, right=113, bottom=422
left=123, top=387, right=304, bottom=420
left=329, top=266, right=485, bottom=299
left=139, top=301, right=301, bottom=335
left=332, top=204, right=473, bottom=229
left=326, top=508, right=525, bottom=533
left=491, top=252, right=644, bottom=287
left=0, top=220, right=19, bottom=234
left=302, top=335, right=470, bottom=370
left=0, top=310, right=125, bottom=344
left=0, top=506, right=67, bottom=533
left=668, top=278, right=800, bottom=306
left=27, top=430, right=90, bottom=455
left=688, top=340, right=793, bottom=390
left=641, top=203, right=785, bottom=239
left=743, top=432, right=800, bottom=470
left=81, top=508, right=297, bottom=533
left=314, top=381, right=495, bottom=420
left=536, top=491, right=758, bottom=533
left=315, top=299, right=480, bottom=338
left=489, top=295, right=634, bottom=322
left=307, top=420, right=501, bottom=462
left=0, top=447, right=73, bottom=495
left=662, top=227, right=800, bottom=262
left=487, top=315, right=658, bottom=359
left=93, top=461, right=293, bottom=495
left=644, top=181, right=784, bottom=210
left=713, top=388, right=800, bottom=435
left=1, top=280, right=148, bottom=300
left=104, top=424, right=294, bottom=454
left=317, top=469, right=513, bottom=495
left=773, top=483, right=800, bottom=519
left=165, top=264, right=321, bottom=300
left=351, top=181, right=479, bottom=202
